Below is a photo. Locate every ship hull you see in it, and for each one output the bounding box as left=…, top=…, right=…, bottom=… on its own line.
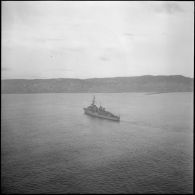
left=84, top=108, right=120, bottom=122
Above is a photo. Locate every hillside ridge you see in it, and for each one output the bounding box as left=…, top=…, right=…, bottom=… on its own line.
left=1, top=75, right=193, bottom=94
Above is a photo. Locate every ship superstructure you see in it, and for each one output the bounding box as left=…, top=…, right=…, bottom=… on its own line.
left=83, top=96, right=120, bottom=121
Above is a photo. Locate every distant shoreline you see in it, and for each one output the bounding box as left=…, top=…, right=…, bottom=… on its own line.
left=2, top=92, right=193, bottom=95
left=2, top=75, right=194, bottom=81
left=1, top=75, right=193, bottom=94
left=144, top=91, right=193, bottom=95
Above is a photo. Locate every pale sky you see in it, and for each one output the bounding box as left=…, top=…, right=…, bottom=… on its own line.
left=2, top=1, right=194, bottom=79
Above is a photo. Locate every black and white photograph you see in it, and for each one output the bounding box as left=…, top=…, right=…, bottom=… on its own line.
left=1, top=1, right=194, bottom=194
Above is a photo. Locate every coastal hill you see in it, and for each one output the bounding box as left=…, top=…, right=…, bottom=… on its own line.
left=1, top=75, right=193, bottom=94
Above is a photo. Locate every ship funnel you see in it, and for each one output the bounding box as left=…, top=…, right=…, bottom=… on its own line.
left=92, top=96, right=95, bottom=105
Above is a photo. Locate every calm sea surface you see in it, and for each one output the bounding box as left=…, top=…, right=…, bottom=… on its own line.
left=1, top=93, right=193, bottom=194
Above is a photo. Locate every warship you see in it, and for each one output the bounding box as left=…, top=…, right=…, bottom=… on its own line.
left=83, top=96, right=120, bottom=121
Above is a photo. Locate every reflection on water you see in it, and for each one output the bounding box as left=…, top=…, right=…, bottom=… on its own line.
left=1, top=93, right=193, bottom=193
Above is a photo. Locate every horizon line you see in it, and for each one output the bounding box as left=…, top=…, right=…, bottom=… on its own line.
left=1, top=74, right=194, bottom=80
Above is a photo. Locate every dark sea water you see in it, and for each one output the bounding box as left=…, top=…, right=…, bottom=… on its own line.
left=1, top=92, right=193, bottom=194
